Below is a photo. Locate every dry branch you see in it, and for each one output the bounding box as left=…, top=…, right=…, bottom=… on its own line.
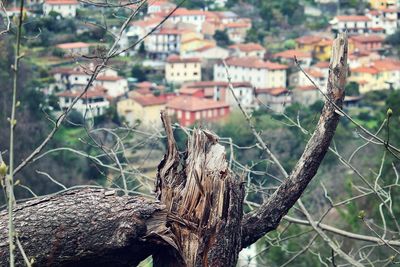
left=241, top=33, right=348, bottom=247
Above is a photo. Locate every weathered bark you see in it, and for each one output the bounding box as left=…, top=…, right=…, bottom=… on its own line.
left=0, top=34, right=348, bottom=266
left=0, top=188, right=167, bottom=267
left=153, top=113, right=245, bottom=266
left=241, top=33, right=348, bottom=247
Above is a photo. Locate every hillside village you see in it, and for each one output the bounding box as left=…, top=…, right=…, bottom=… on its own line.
left=5, top=0, right=400, bottom=129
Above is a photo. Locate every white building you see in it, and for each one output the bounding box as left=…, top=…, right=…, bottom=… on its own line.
left=169, top=8, right=206, bottom=32
left=147, top=0, right=176, bottom=14
left=214, top=57, right=288, bottom=89
left=255, top=87, right=292, bottom=112
left=367, top=9, right=399, bottom=35
left=228, top=43, right=266, bottom=59
left=330, top=15, right=374, bottom=34
left=51, top=66, right=128, bottom=97
left=56, top=42, right=91, bottom=56
left=145, top=28, right=185, bottom=59
left=57, top=86, right=110, bottom=118
left=43, top=0, right=79, bottom=17
left=182, top=45, right=230, bottom=60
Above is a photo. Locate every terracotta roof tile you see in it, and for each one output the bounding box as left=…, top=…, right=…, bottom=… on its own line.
left=132, top=95, right=167, bottom=106
left=56, top=42, right=91, bottom=49
left=336, top=15, right=370, bottom=22
left=167, top=96, right=229, bottom=111
left=224, top=57, right=288, bottom=70
left=273, top=49, right=311, bottom=59
left=167, top=55, right=201, bottom=63
left=229, top=43, right=265, bottom=52
left=256, top=87, right=289, bottom=96
left=45, top=0, right=79, bottom=5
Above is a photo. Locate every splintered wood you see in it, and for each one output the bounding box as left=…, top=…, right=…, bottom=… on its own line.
left=154, top=112, right=244, bottom=267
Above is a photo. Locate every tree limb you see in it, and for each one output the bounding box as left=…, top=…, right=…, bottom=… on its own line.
left=241, top=33, right=349, bottom=247
left=0, top=188, right=168, bottom=267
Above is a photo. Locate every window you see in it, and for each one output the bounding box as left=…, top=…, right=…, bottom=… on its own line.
left=208, top=110, right=212, bottom=117
left=185, top=111, right=190, bottom=119
left=184, top=72, right=187, bottom=76
left=177, top=110, right=182, bottom=119
left=194, top=72, right=198, bottom=76
left=195, top=112, right=200, bottom=120
left=220, top=109, right=225, bottom=115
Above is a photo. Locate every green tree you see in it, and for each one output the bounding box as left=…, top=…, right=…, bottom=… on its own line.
left=131, top=64, right=148, bottom=82
left=214, top=30, right=232, bottom=47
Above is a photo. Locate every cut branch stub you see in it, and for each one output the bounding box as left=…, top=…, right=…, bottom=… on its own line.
left=154, top=112, right=245, bottom=267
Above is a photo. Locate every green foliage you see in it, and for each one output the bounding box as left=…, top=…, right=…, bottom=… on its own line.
left=131, top=64, right=148, bottom=82
left=345, top=81, right=360, bottom=96
left=213, top=30, right=232, bottom=47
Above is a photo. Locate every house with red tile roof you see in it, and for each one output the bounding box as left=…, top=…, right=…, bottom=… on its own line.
left=350, top=34, right=384, bottom=52
left=330, top=15, right=374, bottom=34
left=214, top=57, right=288, bottom=89
left=117, top=94, right=173, bottom=128
left=182, top=44, right=230, bottom=60
left=272, top=49, right=312, bottom=67
left=147, top=0, right=176, bottom=14
left=223, top=19, right=252, bottom=43
left=56, top=42, right=91, bottom=56
left=168, top=8, right=207, bottom=32
left=292, top=85, right=321, bottom=106
left=255, top=87, right=292, bottom=112
left=228, top=43, right=265, bottom=59
left=43, top=0, right=80, bottom=17
left=290, top=67, right=328, bottom=92
left=367, top=8, right=399, bottom=35
left=51, top=66, right=128, bottom=97
left=180, top=81, right=255, bottom=110
left=349, top=58, right=400, bottom=93
left=166, top=96, right=230, bottom=126
left=165, top=55, right=201, bottom=84
left=57, top=86, right=110, bottom=118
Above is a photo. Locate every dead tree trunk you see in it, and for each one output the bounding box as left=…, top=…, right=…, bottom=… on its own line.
left=0, top=33, right=348, bottom=267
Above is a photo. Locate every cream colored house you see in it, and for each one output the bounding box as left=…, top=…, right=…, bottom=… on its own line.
left=165, top=55, right=201, bottom=84
left=214, top=57, right=287, bottom=89
left=117, top=95, right=168, bottom=128
left=43, top=0, right=79, bottom=17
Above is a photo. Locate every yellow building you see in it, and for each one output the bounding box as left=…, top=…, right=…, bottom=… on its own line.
left=165, top=55, right=201, bottom=84
left=349, top=59, right=400, bottom=93
left=180, top=31, right=215, bottom=53
left=295, top=35, right=338, bottom=61
left=117, top=95, right=168, bottom=128
left=369, top=0, right=397, bottom=10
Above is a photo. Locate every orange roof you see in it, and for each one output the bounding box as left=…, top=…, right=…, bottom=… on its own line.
left=305, top=68, right=324, bottom=78
left=135, top=81, right=154, bottom=88
left=132, top=95, right=167, bottom=106
left=314, top=61, right=330, bottom=68
left=256, top=87, right=289, bottom=96
left=167, top=96, right=229, bottom=111
left=229, top=43, right=264, bottom=52
left=274, top=49, right=311, bottom=59
left=166, top=55, right=201, bottom=63
left=352, top=66, right=379, bottom=74
left=96, top=75, right=123, bottom=81
left=155, top=28, right=190, bottom=35
left=170, top=8, right=206, bottom=17
left=57, top=86, right=107, bottom=98
left=193, top=44, right=216, bottom=52
left=224, top=57, right=288, bottom=70
left=294, top=85, right=317, bottom=91
left=373, top=59, right=400, bottom=71
left=56, top=42, right=91, bottom=49
left=224, top=21, right=251, bottom=28
left=179, top=87, right=203, bottom=95
left=336, top=15, right=370, bottom=22
left=183, top=81, right=252, bottom=88
left=130, top=17, right=163, bottom=27
left=351, top=35, right=384, bottom=43
left=296, top=35, right=322, bottom=45
left=45, top=0, right=79, bottom=5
